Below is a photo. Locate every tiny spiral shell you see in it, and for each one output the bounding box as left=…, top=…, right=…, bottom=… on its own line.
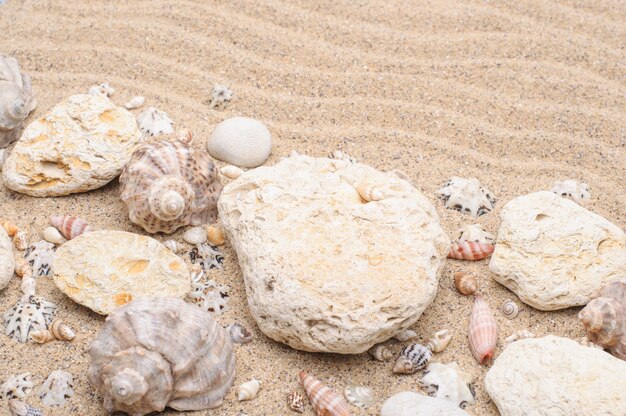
left=14, top=256, right=32, bottom=278
left=454, top=272, right=477, bottom=296
left=237, top=379, right=260, bottom=401
left=30, top=329, right=55, bottom=344
left=50, top=319, right=76, bottom=341
left=355, top=183, right=384, bottom=202
left=162, top=239, right=179, bottom=253
left=228, top=323, right=254, bottom=344
left=501, top=300, right=519, bottom=319
left=299, top=372, right=351, bottom=416
left=392, top=344, right=432, bottom=374
left=220, top=165, right=244, bottom=180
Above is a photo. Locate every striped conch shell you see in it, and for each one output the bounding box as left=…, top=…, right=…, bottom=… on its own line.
left=30, top=318, right=76, bottom=343
left=299, top=372, right=351, bottom=416
left=468, top=295, right=498, bottom=364
left=49, top=216, right=91, bottom=240
left=288, top=391, right=305, bottom=413
left=426, top=329, right=453, bottom=353
left=454, top=272, right=477, bottom=296
left=1, top=220, right=18, bottom=236
left=393, top=344, right=432, bottom=374
left=448, top=224, right=495, bottom=260
left=237, top=379, right=260, bottom=401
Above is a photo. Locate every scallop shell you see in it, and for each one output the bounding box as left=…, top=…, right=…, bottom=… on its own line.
left=394, top=329, right=417, bottom=342
left=393, top=344, right=432, bottom=374
left=8, top=399, right=44, bottom=416
left=13, top=230, right=28, bottom=250
left=88, top=82, right=114, bottom=97
left=237, top=379, right=260, bottom=401
left=344, top=385, right=374, bottom=409
left=119, top=137, right=222, bottom=234
left=419, top=362, right=475, bottom=409
left=88, top=297, right=236, bottom=415
left=3, top=295, right=57, bottom=343
left=468, top=295, right=498, bottom=364
left=42, top=227, right=64, bottom=245
left=37, top=370, right=74, bottom=407
left=24, top=240, right=55, bottom=277
left=49, top=216, right=91, bottom=240
left=426, top=329, right=453, bottom=353
left=448, top=224, right=495, bottom=260
left=453, top=272, right=477, bottom=296
left=505, top=330, right=535, bottom=345
left=20, top=276, right=36, bottom=296
left=1, top=220, right=19, bottom=236
left=136, top=107, right=174, bottom=137
left=501, top=300, right=519, bottom=319
left=0, top=373, right=34, bottom=400
left=299, top=372, right=351, bottom=416
left=125, top=96, right=145, bottom=110
left=0, top=55, right=37, bottom=148
left=220, top=165, right=244, bottom=179
left=288, top=391, right=305, bottom=413
left=227, top=323, right=254, bottom=344
left=368, top=344, right=393, bottom=361
left=205, top=224, right=226, bottom=246
left=209, top=84, right=233, bottom=109
left=550, top=179, right=590, bottom=203
left=355, top=182, right=384, bottom=202
left=437, top=177, right=496, bottom=217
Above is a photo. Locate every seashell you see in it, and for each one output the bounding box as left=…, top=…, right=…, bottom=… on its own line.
left=13, top=229, right=28, bottom=250
left=3, top=295, right=57, bottom=342
left=426, top=329, right=453, bottom=353
left=0, top=373, right=34, bottom=400
left=220, top=165, right=244, bottom=179
left=419, top=362, right=475, bottom=408
left=393, top=344, right=432, bottom=374
left=37, top=370, right=74, bottom=407
left=119, top=137, right=222, bottom=234
left=176, top=128, right=194, bottom=144
left=453, top=272, right=477, bottom=295
left=505, top=330, right=535, bottom=345
left=355, top=182, right=384, bottom=202
left=468, top=295, right=498, bottom=364
left=329, top=150, right=357, bottom=163
left=1, top=219, right=19, bottom=236
left=162, top=239, right=179, bottom=253
left=42, top=227, right=64, bottom=245
left=208, top=84, right=233, bottom=109
left=344, top=385, right=374, bottom=409
left=437, top=177, right=496, bottom=217
left=188, top=268, right=230, bottom=314
left=368, top=344, right=393, bottom=361
left=49, top=318, right=76, bottom=341
left=8, top=399, right=44, bottom=416
left=14, top=255, right=32, bottom=278
left=448, top=224, right=495, bottom=260
left=30, top=329, right=54, bottom=344
left=578, top=278, right=625, bottom=360
left=394, top=329, right=417, bottom=342
left=88, top=297, right=236, bottom=415
left=299, top=372, right=351, bottom=416
left=205, top=224, right=226, bottom=246
left=24, top=240, right=55, bottom=277
left=20, top=276, right=36, bottom=296
left=49, top=216, right=91, bottom=240
left=189, top=243, right=224, bottom=271
left=0, top=55, right=37, bottom=148
left=550, top=179, right=590, bottom=203
left=183, top=226, right=207, bottom=245
left=288, top=391, right=305, bottom=413
left=579, top=336, right=604, bottom=349
left=227, top=323, right=254, bottom=344
left=237, top=379, right=260, bottom=401
left=88, top=82, right=115, bottom=97
left=124, top=95, right=145, bottom=110
left=136, top=107, right=174, bottom=137
left=501, top=300, right=519, bottom=319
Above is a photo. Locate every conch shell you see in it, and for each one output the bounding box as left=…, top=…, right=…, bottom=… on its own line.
left=88, top=297, right=235, bottom=415
left=299, top=372, right=350, bottom=416
left=119, top=134, right=223, bottom=233
left=0, top=56, right=37, bottom=148
left=468, top=295, right=498, bottom=364
left=448, top=225, right=495, bottom=260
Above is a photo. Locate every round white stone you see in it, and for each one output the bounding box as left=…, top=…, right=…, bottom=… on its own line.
left=207, top=117, right=272, bottom=168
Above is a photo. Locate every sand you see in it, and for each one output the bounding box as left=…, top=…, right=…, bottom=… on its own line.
left=0, top=0, right=624, bottom=415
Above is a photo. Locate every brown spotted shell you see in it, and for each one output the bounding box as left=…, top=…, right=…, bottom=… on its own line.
left=0, top=55, right=37, bottom=148
left=88, top=297, right=235, bottom=415
left=119, top=137, right=222, bottom=233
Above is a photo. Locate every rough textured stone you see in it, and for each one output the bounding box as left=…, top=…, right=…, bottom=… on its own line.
left=485, top=335, right=626, bottom=416
left=381, top=392, right=470, bottom=416
left=52, top=230, right=190, bottom=315
left=489, top=191, right=626, bottom=310
left=207, top=117, right=272, bottom=168
left=0, top=227, right=14, bottom=290
left=218, top=155, right=449, bottom=353
left=3, top=94, right=141, bottom=196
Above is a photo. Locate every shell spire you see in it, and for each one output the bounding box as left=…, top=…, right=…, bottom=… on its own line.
left=299, top=372, right=351, bottom=416
left=49, top=216, right=91, bottom=240
left=468, top=295, right=498, bottom=364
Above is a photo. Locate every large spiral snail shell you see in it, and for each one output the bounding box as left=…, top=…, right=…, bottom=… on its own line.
left=0, top=56, right=37, bottom=148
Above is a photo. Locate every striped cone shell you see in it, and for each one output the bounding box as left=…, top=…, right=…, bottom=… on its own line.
left=468, top=295, right=498, bottom=364
left=448, top=241, right=494, bottom=260
left=49, top=216, right=91, bottom=240
left=50, top=318, right=76, bottom=341
left=299, top=372, right=351, bottom=416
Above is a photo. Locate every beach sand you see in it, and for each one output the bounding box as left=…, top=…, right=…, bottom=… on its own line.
left=0, top=0, right=624, bottom=415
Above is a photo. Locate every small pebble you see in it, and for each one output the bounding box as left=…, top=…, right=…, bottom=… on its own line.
left=207, top=117, right=272, bottom=168
left=124, top=96, right=145, bottom=110
left=183, top=227, right=207, bottom=245
left=43, top=226, right=65, bottom=245
left=220, top=165, right=244, bottom=180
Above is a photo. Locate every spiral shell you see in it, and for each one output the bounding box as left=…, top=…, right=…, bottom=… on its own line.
left=468, top=295, right=498, bottom=364
left=238, top=379, right=260, bottom=401
left=299, top=372, right=351, bottom=416
left=49, top=216, right=91, bottom=240
left=355, top=182, right=384, bottom=202
left=50, top=318, right=76, bottom=341
left=448, top=224, right=495, bottom=260
left=89, top=297, right=235, bottom=415
left=0, top=55, right=37, bottom=148
left=119, top=137, right=222, bottom=234
left=454, top=272, right=477, bottom=295
left=288, top=391, right=305, bottom=413
left=393, top=344, right=432, bottom=374
left=1, top=220, right=18, bottom=236
left=42, top=227, right=64, bottom=245
left=368, top=344, right=393, bottom=361
left=426, top=329, right=453, bottom=353
left=344, top=385, right=374, bottom=409
left=162, top=239, right=179, bottom=253
left=501, top=300, right=519, bottom=319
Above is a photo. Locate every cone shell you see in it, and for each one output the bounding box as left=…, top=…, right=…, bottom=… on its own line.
left=49, top=216, right=91, bottom=240
left=299, top=372, right=351, bottom=416
left=454, top=272, right=477, bottom=295
left=1, top=220, right=18, bottom=236
left=119, top=138, right=222, bottom=234
left=288, top=391, right=305, bottom=413
left=355, top=183, right=384, bottom=202
left=50, top=318, right=76, bottom=341
left=448, top=240, right=494, bottom=260
left=237, top=379, right=260, bottom=401
left=468, top=296, right=498, bottom=364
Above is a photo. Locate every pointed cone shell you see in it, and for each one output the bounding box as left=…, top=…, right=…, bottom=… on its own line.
left=468, top=296, right=498, bottom=364
left=49, top=216, right=91, bottom=240
left=50, top=318, right=76, bottom=341
left=299, top=372, right=351, bottom=416
left=448, top=241, right=494, bottom=260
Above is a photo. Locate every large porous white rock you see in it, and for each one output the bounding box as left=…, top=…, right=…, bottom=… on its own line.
left=218, top=155, right=449, bottom=353
left=207, top=117, right=272, bottom=168
left=52, top=230, right=190, bottom=315
left=485, top=335, right=626, bottom=415
left=381, top=392, right=470, bottom=416
left=3, top=94, right=142, bottom=196
left=489, top=191, right=626, bottom=310
left=0, top=227, right=14, bottom=290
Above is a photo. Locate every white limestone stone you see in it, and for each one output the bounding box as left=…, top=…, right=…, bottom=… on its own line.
left=381, top=392, right=470, bottom=416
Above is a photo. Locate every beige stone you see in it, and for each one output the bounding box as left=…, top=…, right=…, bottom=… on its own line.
left=218, top=155, right=449, bottom=353
left=0, top=227, right=14, bottom=290
left=485, top=335, right=626, bottom=415
left=489, top=191, right=626, bottom=310
left=3, top=94, right=141, bottom=196
left=52, top=230, right=190, bottom=315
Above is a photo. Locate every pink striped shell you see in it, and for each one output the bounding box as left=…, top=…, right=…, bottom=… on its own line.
left=468, top=295, right=498, bottom=364
left=448, top=240, right=494, bottom=260
left=49, top=216, right=91, bottom=240
left=299, top=372, right=351, bottom=416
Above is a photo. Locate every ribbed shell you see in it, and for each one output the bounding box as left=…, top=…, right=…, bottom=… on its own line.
left=299, top=372, right=351, bottom=416
left=468, top=296, right=498, bottom=364
left=0, top=55, right=37, bottom=148
left=392, top=344, right=432, bottom=374
left=448, top=241, right=495, bottom=260
left=88, top=297, right=235, bottom=415
left=119, top=139, right=222, bottom=234
left=49, top=216, right=91, bottom=240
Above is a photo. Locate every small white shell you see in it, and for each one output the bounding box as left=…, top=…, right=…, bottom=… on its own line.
left=394, top=329, right=417, bottom=342
left=13, top=230, right=28, bottom=250
left=43, top=226, right=64, bottom=245
left=162, top=239, right=179, bottom=253
left=124, top=96, right=145, bottom=110
left=0, top=373, right=33, bottom=400
left=88, top=82, right=114, bottom=97
left=227, top=323, right=254, bottom=344
left=136, top=107, right=174, bottom=137
left=37, top=370, right=74, bottom=407
left=183, top=226, right=208, bottom=245
left=501, top=300, right=519, bottom=319
left=209, top=84, right=233, bottom=109
left=550, top=179, right=590, bottom=203
left=237, top=379, right=260, bottom=401
left=344, top=385, right=374, bottom=409
left=505, top=330, right=535, bottom=345
left=426, top=329, right=453, bottom=353
left=220, top=165, right=245, bottom=179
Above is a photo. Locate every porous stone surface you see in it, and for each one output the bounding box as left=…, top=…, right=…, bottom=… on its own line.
left=3, top=94, right=141, bottom=196
left=52, top=230, right=190, bottom=315
left=489, top=191, right=626, bottom=310
left=381, top=392, right=470, bottom=416
left=0, top=227, right=14, bottom=290
left=485, top=335, right=626, bottom=416
left=207, top=117, right=272, bottom=168
left=218, top=155, right=449, bottom=353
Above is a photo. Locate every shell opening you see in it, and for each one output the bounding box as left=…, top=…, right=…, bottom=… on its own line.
left=110, top=368, right=149, bottom=406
